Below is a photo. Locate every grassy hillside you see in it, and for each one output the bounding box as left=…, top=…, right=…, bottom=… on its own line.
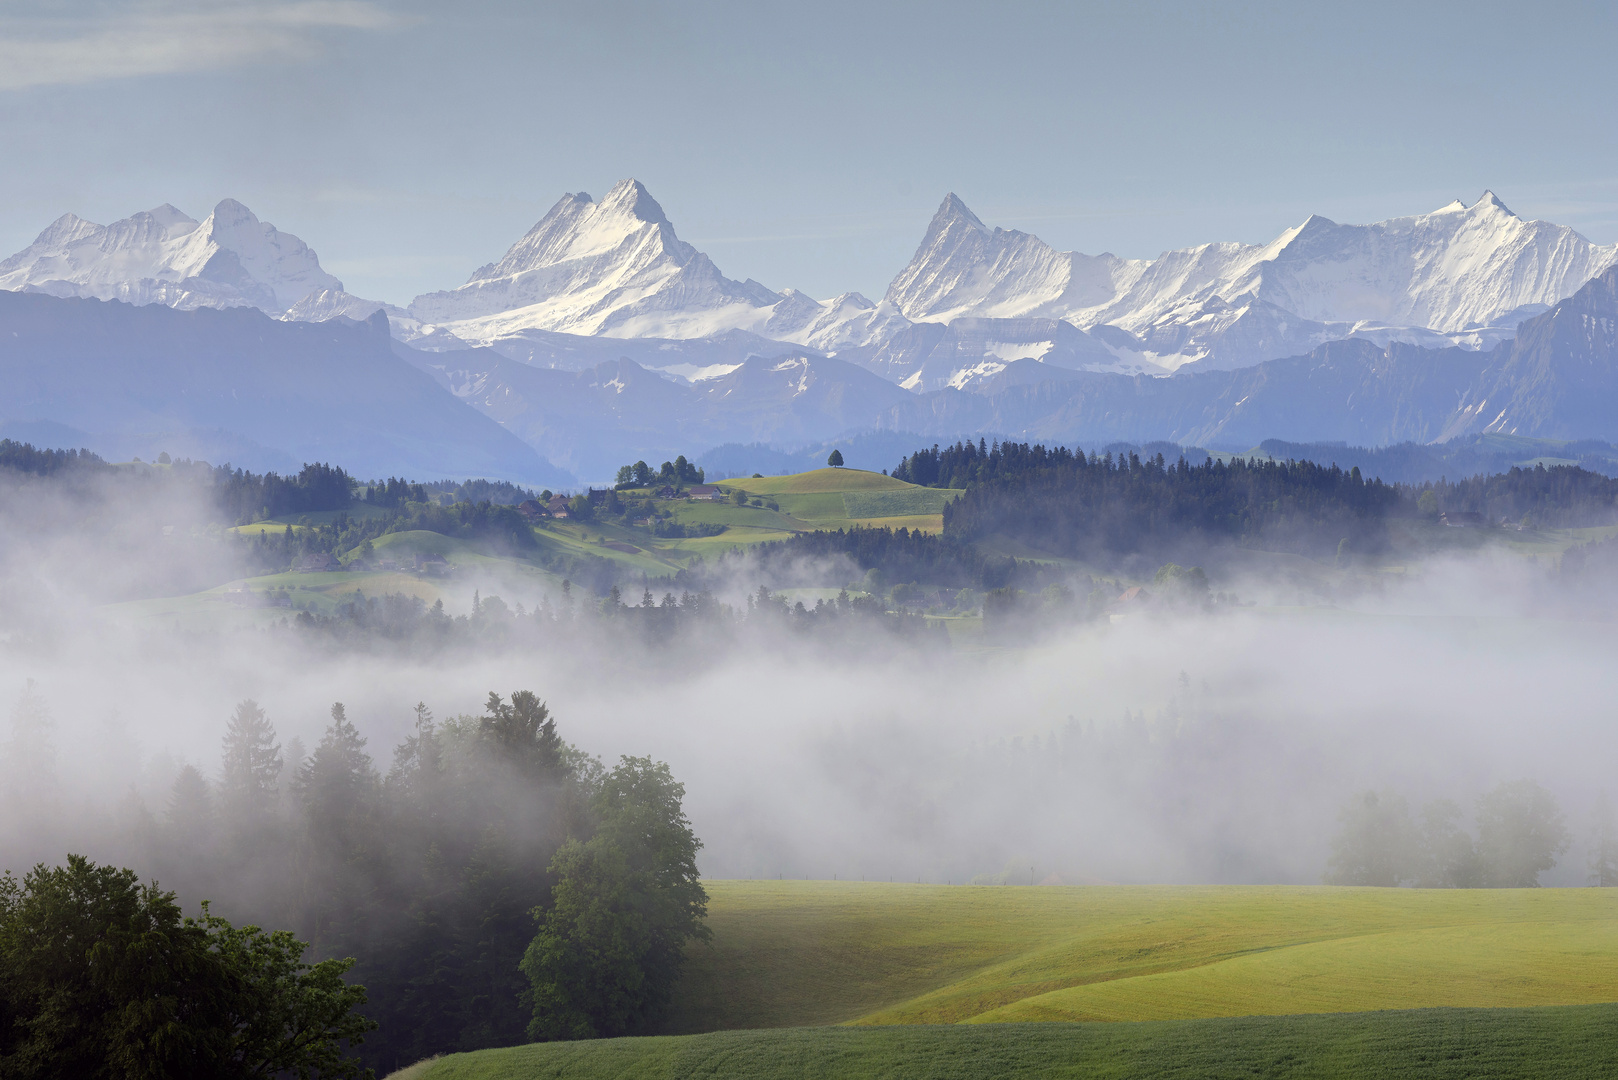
left=711, top=469, right=963, bottom=535
left=401, top=1006, right=1618, bottom=1079
left=724, top=468, right=914, bottom=495
left=666, top=881, right=1618, bottom=1032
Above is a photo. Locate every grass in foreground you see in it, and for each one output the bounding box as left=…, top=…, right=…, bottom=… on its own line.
left=667, top=882, right=1618, bottom=1031
left=404, top=1005, right=1618, bottom=1079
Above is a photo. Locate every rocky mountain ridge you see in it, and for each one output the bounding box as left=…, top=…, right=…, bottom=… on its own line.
left=13, top=181, right=1611, bottom=393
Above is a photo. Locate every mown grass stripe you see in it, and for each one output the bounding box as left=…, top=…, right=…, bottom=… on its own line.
left=408, top=1006, right=1618, bottom=1080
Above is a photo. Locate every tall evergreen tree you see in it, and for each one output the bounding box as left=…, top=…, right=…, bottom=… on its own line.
left=296, top=703, right=377, bottom=825
left=219, top=699, right=282, bottom=817
left=481, top=691, right=563, bottom=782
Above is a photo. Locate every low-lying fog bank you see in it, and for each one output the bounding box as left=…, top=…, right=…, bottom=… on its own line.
left=5, top=578, right=1614, bottom=889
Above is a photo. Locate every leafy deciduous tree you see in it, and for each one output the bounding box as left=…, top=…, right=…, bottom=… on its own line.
left=1324, top=790, right=1419, bottom=886
left=1475, top=779, right=1569, bottom=887
left=0, top=854, right=374, bottom=1079
left=521, top=757, right=709, bottom=1041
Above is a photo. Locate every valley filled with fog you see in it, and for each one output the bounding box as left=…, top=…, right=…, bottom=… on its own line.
left=5, top=456, right=1613, bottom=895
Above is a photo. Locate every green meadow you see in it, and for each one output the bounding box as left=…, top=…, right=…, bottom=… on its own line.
left=399, top=1007, right=1618, bottom=1080
left=669, top=881, right=1618, bottom=1030
left=395, top=880, right=1618, bottom=1080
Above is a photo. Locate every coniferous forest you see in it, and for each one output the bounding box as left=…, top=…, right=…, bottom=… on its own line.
left=2, top=689, right=708, bottom=1076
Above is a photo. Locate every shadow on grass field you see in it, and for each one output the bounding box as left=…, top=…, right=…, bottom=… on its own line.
left=401, top=1005, right=1618, bottom=1080
left=667, top=882, right=1618, bottom=1031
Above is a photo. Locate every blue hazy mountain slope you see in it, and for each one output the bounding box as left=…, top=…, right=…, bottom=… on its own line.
left=404, top=349, right=914, bottom=482
left=0, top=292, right=572, bottom=484
left=890, top=264, right=1618, bottom=449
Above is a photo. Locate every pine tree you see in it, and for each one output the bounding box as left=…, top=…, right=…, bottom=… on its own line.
left=481, top=691, right=562, bottom=782
left=295, top=703, right=378, bottom=826
left=167, top=763, right=217, bottom=857
left=387, top=702, right=442, bottom=804
left=220, top=698, right=282, bottom=816
left=168, top=763, right=212, bottom=820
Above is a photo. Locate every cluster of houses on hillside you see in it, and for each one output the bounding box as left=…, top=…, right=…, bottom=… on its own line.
left=516, top=496, right=575, bottom=521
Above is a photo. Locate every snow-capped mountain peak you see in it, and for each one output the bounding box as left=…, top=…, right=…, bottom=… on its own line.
left=0, top=199, right=341, bottom=314
left=408, top=177, right=782, bottom=340
left=885, top=193, right=1144, bottom=323
left=884, top=190, right=1618, bottom=372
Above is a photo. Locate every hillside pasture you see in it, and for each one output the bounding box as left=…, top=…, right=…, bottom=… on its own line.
left=841, top=488, right=960, bottom=519
left=708, top=470, right=963, bottom=535
left=398, top=1006, right=1618, bottom=1080
left=723, top=468, right=912, bottom=495
left=666, top=881, right=1618, bottom=1032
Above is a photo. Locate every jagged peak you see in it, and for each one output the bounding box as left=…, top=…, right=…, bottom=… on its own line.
left=596, top=178, right=669, bottom=225
left=1434, top=198, right=1467, bottom=213
left=30, top=212, right=101, bottom=247
left=1470, top=190, right=1515, bottom=217
left=930, top=192, right=988, bottom=235
left=208, top=198, right=261, bottom=225
left=142, top=204, right=197, bottom=229
left=1292, top=213, right=1341, bottom=234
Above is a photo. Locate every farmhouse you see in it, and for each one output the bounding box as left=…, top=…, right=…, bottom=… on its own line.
left=516, top=499, right=546, bottom=521
left=546, top=495, right=571, bottom=518
left=295, top=553, right=340, bottom=572
left=1111, top=585, right=1152, bottom=608
left=687, top=484, right=723, bottom=501
left=414, top=552, right=448, bottom=572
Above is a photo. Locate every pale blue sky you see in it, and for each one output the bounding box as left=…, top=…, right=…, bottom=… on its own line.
left=0, top=0, right=1614, bottom=305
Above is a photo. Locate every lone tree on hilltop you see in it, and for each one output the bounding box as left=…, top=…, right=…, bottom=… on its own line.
left=827, top=449, right=844, bottom=468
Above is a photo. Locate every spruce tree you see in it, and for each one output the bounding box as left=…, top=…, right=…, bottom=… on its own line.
left=296, top=703, right=376, bottom=820
left=220, top=698, right=282, bottom=817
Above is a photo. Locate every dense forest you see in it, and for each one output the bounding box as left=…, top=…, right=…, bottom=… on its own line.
left=1, top=687, right=709, bottom=1074
left=891, top=439, right=1618, bottom=561
left=281, top=581, right=944, bottom=655
left=11, top=436, right=1618, bottom=619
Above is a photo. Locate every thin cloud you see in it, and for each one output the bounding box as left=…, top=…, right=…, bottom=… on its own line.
left=0, top=1, right=410, bottom=91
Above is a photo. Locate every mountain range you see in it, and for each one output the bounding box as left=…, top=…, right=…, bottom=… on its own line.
left=2, top=182, right=1618, bottom=483
left=0, top=293, right=565, bottom=484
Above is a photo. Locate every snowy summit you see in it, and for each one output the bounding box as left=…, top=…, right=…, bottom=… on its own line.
left=0, top=200, right=345, bottom=314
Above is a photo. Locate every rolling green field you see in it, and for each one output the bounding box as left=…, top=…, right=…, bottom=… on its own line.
left=391, top=880, right=1618, bottom=1080
left=667, top=882, right=1618, bottom=1032
left=725, top=468, right=918, bottom=495
left=710, top=469, right=963, bottom=534
left=398, top=1005, right=1618, bottom=1079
